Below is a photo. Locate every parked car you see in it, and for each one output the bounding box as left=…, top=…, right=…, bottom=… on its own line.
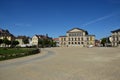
left=87, top=45, right=94, bottom=48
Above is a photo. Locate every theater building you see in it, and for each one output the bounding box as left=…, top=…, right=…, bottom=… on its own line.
left=59, top=28, right=95, bottom=47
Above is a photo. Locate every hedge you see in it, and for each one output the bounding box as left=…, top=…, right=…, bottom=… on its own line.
left=0, top=48, right=40, bottom=61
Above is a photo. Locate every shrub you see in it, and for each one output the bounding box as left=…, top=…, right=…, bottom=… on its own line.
left=0, top=48, right=40, bottom=61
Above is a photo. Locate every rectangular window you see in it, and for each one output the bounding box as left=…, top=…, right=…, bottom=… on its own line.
left=69, top=38, right=70, bottom=41
left=64, top=38, right=66, bottom=41
left=90, top=37, right=92, bottom=41
left=69, top=34, right=71, bottom=36
left=78, top=38, right=80, bottom=41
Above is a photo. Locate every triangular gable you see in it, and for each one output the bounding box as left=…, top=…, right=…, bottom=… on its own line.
left=67, top=28, right=85, bottom=33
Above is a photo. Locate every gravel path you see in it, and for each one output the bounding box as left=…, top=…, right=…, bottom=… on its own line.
left=0, top=47, right=120, bottom=80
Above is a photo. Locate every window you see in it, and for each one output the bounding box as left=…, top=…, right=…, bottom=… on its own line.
left=81, top=42, right=84, bottom=44
left=78, top=42, right=80, bottom=44
left=75, top=38, right=76, bottom=41
left=69, top=42, right=70, bottom=44
left=69, top=38, right=70, bottom=41
left=87, top=37, right=89, bottom=41
left=81, top=38, right=83, bottom=41
left=72, top=38, right=73, bottom=41
left=72, top=42, right=73, bottom=44
left=78, top=38, right=80, bottom=41
left=75, top=42, right=77, bottom=44
left=90, top=37, right=92, bottom=41
left=64, top=38, right=66, bottom=41
left=61, top=38, right=63, bottom=41
left=69, top=34, right=71, bottom=36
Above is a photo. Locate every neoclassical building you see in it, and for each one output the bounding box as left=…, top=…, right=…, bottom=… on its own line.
left=111, top=29, right=120, bottom=47
left=59, top=28, right=95, bottom=47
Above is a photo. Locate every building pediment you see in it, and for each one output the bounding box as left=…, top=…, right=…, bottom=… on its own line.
left=67, top=28, right=85, bottom=33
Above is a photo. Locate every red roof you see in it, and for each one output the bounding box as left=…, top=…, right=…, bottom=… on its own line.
left=53, top=38, right=59, bottom=41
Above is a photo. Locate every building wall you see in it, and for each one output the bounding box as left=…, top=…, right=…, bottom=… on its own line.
left=32, top=36, right=38, bottom=46
left=0, top=36, right=15, bottom=47
left=59, top=28, right=95, bottom=47
left=15, top=39, right=24, bottom=46
left=111, top=31, right=120, bottom=47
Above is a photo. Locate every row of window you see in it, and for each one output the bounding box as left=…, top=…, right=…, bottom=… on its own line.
left=61, top=42, right=93, bottom=45
left=69, top=33, right=83, bottom=36
left=112, top=37, right=120, bottom=41
left=68, top=42, right=84, bottom=44
left=61, top=37, right=91, bottom=41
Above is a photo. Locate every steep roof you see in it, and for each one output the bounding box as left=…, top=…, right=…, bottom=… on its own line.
left=0, top=29, right=14, bottom=37
left=111, top=29, right=120, bottom=33
left=34, top=34, right=52, bottom=39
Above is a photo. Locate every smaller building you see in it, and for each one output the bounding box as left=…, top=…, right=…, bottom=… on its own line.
left=0, top=28, right=15, bottom=41
left=32, top=34, right=52, bottom=47
left=95, top=40, right=101, bottom=47
left=111, top=29, right=120, bottom=47
left=15, top=36, right=32, bottom=47
left=53, top=38, right=59, bottom=47
left=0, top=28, right=15, bottom=47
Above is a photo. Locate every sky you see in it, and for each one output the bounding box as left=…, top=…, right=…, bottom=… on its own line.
left=0, top=0, right=120, bottom=39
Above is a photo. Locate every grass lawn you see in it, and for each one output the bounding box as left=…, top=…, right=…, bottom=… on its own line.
left=0, top=48, right=35, bottom=55
left=0, top=48, right=40, bottom=61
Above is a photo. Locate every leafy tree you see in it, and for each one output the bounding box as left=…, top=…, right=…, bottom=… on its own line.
left=3, top=38, right=11, bottom=47
left=101, top=37, right=111, bottom=46
left=50, top=40, right=56, bottom=47
left=38, top=39, right=53, bottom=48
left=23, top=38, right=29, bottom=44
left=12, top=41, right=19, bottom=47
left=0, top=39, right=3, bottom=44
left=38, top=39, right=42, bottom=47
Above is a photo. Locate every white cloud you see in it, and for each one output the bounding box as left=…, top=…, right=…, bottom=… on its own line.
left=81, top=13, right=117, bottom=27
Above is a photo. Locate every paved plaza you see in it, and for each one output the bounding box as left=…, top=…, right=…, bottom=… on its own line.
left=0, top=47, right=120, bottom=80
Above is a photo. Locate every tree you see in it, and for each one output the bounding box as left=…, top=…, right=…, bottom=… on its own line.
left=3, top=38, right=11, bottom=47
left=50, top=40, right=56, bottom=47
left=0, top=39, right=3, bottom=44
left=12, top=41, right=19, bottom=47
left=23, top=38, right=29, bottom=44
left=101, top=37, right=111, bottom=47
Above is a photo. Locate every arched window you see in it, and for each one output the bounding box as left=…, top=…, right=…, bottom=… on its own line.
left=75, top=42, right=77, bottom=44
left=69, top=42, right=70, bottom=44
left=81, top=42, right=84, bottom=44
left=72, top=42, right=73, bottom=44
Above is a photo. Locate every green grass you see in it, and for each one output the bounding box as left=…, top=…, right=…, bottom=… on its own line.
left=0, top=48, right=40, bottom=61
left=0, top=48, right=34, bottom=55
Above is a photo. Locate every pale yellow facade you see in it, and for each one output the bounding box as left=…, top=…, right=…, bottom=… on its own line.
left=111, top=29, right=120, bottom=47
left=15, top=38, right=24, bottom=46
left=32, top=35, right=39, bottom=46
left=0, top=36, right=14, bottom=41
left=59, top=28, right=95, bottom=47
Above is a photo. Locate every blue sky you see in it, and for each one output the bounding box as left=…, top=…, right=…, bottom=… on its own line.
left=0, top=0, right=120, bottom=39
